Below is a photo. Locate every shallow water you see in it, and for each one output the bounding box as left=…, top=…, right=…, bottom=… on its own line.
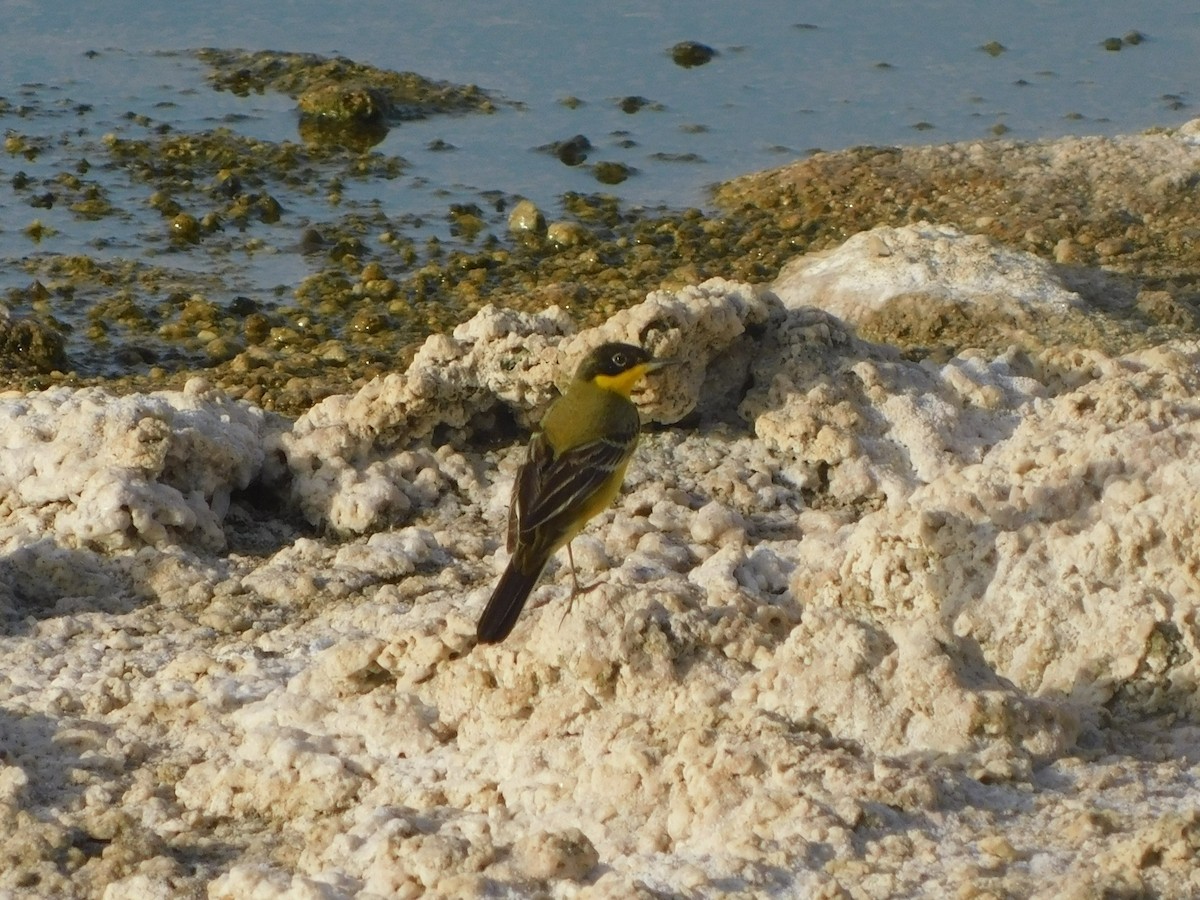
left=1, top=1, right=1195, bottom=379
left=4, top=0, right=1194, bottom=209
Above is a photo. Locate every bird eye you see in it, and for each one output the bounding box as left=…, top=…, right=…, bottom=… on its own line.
left=612, top=352, right=627, bottom=368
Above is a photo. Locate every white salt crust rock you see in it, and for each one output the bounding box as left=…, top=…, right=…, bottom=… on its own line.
left=772, top=221, right=1084, bottom=322
left=0, top=377, right=264, bottom=551
left=278, top=278, right=775, bottom=533
left=5, top=239, right=1200, bottom=896
left=740, top=304, right=1046, bottom=509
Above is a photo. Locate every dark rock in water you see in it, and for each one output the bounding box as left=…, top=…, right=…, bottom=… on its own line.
left=539, top=134, right=591, bottom=167
left=670, top=41, right=717, bottom=68
left=592, top=161, right=634, bottom=185
left=297, top=82, right=392, bottom=150
left=299, top=228, right=327, bottom=255
left=0, top=316, right=67, bottom=374
left=298, top=81, right=392, bottom=126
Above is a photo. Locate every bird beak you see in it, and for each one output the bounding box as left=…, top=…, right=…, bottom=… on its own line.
left=645, top=356, right=679, bottom=373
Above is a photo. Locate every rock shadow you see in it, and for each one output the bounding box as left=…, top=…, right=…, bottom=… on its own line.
left=0, top=538, right=153, bottom=637
left=0, top=709, right=96, bottom=888
left=220, top=480, right=315, bottom=558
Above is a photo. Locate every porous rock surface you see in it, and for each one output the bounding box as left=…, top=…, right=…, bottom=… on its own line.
left=2, top=232, right=1200, bottom=897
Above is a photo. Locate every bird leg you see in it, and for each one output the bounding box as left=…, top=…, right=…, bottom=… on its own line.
left=567, top=541, right=604, bottom=595
left=558, top=541, right=603, bottom=627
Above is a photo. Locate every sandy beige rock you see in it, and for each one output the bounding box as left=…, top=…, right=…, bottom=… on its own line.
left=7, top=208, right=1200, bottom=897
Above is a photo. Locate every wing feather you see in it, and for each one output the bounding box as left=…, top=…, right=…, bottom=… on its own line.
left=510, top=424, right=636, bottom=559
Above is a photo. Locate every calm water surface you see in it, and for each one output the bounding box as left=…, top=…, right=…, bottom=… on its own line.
left=3, top=1, right=1196, bottom=209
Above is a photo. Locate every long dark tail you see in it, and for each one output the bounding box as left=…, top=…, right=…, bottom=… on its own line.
left=476, top=560, right=544, bottom=644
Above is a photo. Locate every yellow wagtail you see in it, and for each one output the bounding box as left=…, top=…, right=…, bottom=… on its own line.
left=475, top=342, right=674, bottom=644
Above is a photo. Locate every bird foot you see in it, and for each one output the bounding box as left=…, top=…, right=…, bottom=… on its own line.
left=571, top=577, right=604, bottom=596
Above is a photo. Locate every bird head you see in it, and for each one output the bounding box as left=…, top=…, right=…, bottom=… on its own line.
left=576, top=342, right=675, bottom=397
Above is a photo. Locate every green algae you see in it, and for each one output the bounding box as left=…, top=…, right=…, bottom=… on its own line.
left=4, top=50, right=1200, bottom=417
left=0, top=48, right=792, bottom=410
left=197, top=48, right=498, bottom=118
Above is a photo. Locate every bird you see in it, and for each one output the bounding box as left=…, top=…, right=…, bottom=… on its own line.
left=475, top=341, right=674, bottom=644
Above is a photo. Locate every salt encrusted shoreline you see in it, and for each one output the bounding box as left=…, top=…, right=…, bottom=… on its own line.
left=5, top=127, right=1200, bottom=898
